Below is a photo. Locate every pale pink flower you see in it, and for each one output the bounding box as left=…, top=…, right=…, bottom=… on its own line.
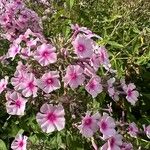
left=0, top=76, right=8, bottom=94
left=72, top=34, right=94, bottom=58
left=101, top=134, right=123, bottom=150
left=20, top=47, right=31, bottom=59
left=6, top=91, right=27, bottom=116
left=36, top=103, right=65, bottom=133
left=123, top=83, right=139, bottom=105
left=37, top=71, right=61, bottom=93
left=128, top=122, right=138, bottom=137
left=145, top=125, right=150, bottom=139
left=7, top=44, right=21, bottom=60
left=121, top=142, right=133, bottom=150
left=78, top=112, right=100, bottom=138
left=99, top=113, right=116, bottom=139
left=16, top=61, right=30, bottom=72
left=34, top=43, right=57, bottom=66
left=19, top=73, right=38, bottom=97
left=11, top=134, right=28, bottom=150
left=64, top=65, right=85, bottom=89
left=85, top=76, right=103, bottom=98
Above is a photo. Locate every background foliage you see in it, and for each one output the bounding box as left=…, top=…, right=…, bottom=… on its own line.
left=0, top=0, right=150, bottom=149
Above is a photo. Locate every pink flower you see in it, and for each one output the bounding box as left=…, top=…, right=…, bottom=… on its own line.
left=145, top=125, right=150, bottom=139
left=11, top=134, right=28, bottom=150
left=0, top=76, right=8, bottom=94
left=64, top=65, right=85, bottom=89
left=34, top=43, right=57, bottom=66
left=128, top=122, right=138, bottom=137
left=7, top=44, right=21, bottom=60
left=85, top=76, right=103, bottom=98
left=19, top=73, right=38, bottom=97
left=78, top=112, right=100, bottom=138
left=6, top=91, right=27, bottom=116
left=101, top=134, right=123, bottom=150
left=37, top=71, right=61, bottom=93
left=72, top=34, right=94, bottom=58
left=123, top=83, right=139, bottom=105
left=99, top=113, right=116, bottom=139
left=121, top=142, right=133, bottom=150
left=36, top=103, right=65, bottom=133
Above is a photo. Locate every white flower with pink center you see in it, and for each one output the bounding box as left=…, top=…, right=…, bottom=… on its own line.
left=7, top=44, right=21, bottom=60
left=72, top=34, right=94, bottom=58
left=11, top=134, right=28, bottom=150
left=19, top=73, right=38, bottom=97
left=99, top=113, right=116, bottom=139
left=37, top=71, right=61, bottom=93
left=0, top=76, right=8, bottom=94
left=128, top=122, right=138, bottom=137
left=64, top=65, right=85, bottom=89
left=101, top=134, right=123, bottom=150
left=34, top=43, right=57, bottom=66
left=85, top=76, right=103, bottom=98
left=36, top=103, right=65, bottom=133
left=123, top=83, right=139, bottom=106
left=78, top=112, right=100, bottom=138
left=6, top=91, right=27, bottom=116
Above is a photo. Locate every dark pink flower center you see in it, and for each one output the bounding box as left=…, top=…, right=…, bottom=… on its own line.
left=47, top=113, right=56, bottom=122
left=110, top=138, right=115, bottom=148
left=101, top=121, right=107, bottom=130
left=19, top=141, right=24, bottom=147
left=46, top=78, right=54, bottom=84
left=89, top=82, right=95, bottom=89
left=3, top=17, right=8, bottom=22
left=100, top=52, right=105, bottom=62
left=84, top=118, right=92, bottom=126
left=127, top=89, right=132, bottom=97
left=15, top=100, right=21, bottom=108
left=28, top=82, right=34, bottom=89
left=42, top=50, right=50, bottom=57
left=77, top=44, right=85, bottom=52
left=70, top=72, right=77, bottom=80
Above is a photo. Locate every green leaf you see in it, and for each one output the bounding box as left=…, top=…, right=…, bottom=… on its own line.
left=107, top=41, right=124, bottom=48
left=66, top=0, right=75, bottom=9
left=0, top=139, right=7, bottom=150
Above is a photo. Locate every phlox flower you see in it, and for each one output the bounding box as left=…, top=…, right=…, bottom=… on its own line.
left=36, top=103, right=65, bottom=133
left=11, top=134, right=28, bottom=150
left=101, top=134, right=123, bottom=150
left=128, top=122, right=138, bottom=137
left=121, top=142, right=133, bottom=150
left=145, top=125, right=150, bottom=139
left=6, top=91, right=27, bottom=116
left=85, top=76, right=103, bottom=98
left=64, top=65, right=85, bottom=89
left=98, top=113, right=116, bottom=139
left=19, top=73, right=38, bottom=97
left=7, top=44, right=21, bottom=60
left=37, top=71, right=61, bottom=93
left=72, top=34, right=94, bottom=58
left=123, top=83, right=139, bottom=106
left=0, top=76, right=8, bottom=94
left=34, top=43, right=57, bottom=66
left=78, top=112, right=101, bottom=138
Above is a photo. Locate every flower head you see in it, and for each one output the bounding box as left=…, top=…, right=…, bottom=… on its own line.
left=78, top=112, right=100, bottom=138
left=11, top=134, right=28, bottom=150
left=36, top=103, right=65, bottom=133
left=128, top=122, right=138, bottom=137
left=64, top=65, right=85, bottom=89
left=34, top=43, right=57, bottom=66
left=37, top=71, right=61, bottom=93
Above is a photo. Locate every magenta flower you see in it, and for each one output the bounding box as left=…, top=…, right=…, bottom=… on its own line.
left=0, top=76, right=8, bottom=94
left=99, top=113, right=116, bottom=139
left=6, top=91, right=27, bottom=116
left=64, top=65, right=85, bottom=89
left=7, top=44, right=21, bottom=60
left=123, top=83, right=139, bottom=105
left=78, top=112, right=100, bottom=138
left=72, top=34, right=94, bottom=58
left=19, top=73, right=38, bottom=97
left=34, top=43, right=57, bottom=66
left=101, top=134, right=123, bottom=150
left=37, top=71, right=61, bottom=93
left=128, top=122, right=138, bottom=137
left=11, top=134, right=28, bottom=150
left=85, top=76, right=103, bottom=98
left=36, top=103, right=65, bottom=133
